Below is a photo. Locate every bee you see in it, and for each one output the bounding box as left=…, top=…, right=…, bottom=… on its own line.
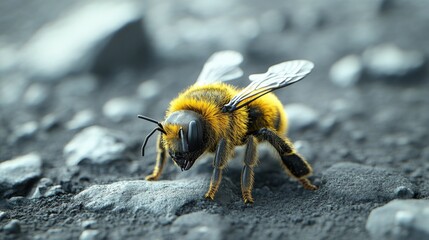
left=138, top=51, right=317, bottom=203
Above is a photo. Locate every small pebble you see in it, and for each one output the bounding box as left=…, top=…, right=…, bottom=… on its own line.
left=81, top=219, right=98, bottom=229
left=102, top=97, right=144, bottom=122
left=66, top=109, right=96, bottom=130
left=330, top=55, right=363, bottom=87
left=23, top=83, right=49, bottom=107
left=79, top=229, right=100, bottom=240
left=362, top=43, right=425, bottom=77
left=394, top=186, right=414, bottom=199
left=41, top=113, right=61, bottom=130
left=3, top=219, right=21, bottom=234
left=284, top=103, right=318, bottom=131
left=137, top=79, right=162, bottom=100
left=0, top=211, right=8, bottom=221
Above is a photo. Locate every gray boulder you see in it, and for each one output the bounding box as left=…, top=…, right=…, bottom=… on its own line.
left=366, top=199, right=429, bottom=240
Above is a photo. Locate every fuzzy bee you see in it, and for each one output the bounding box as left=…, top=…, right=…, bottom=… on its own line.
left=139, top=51, right=317, bottom=203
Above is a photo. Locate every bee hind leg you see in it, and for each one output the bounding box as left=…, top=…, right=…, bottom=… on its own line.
left=241, top=136, right=258, bottom=204
left=205, top=138, right=232, bottom=200
left=145, top=135, right=167, bottom=181
left=255, top=128, right=318, bottom=190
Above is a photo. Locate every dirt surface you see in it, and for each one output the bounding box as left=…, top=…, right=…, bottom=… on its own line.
left=0, top=1, right=428, bottom=240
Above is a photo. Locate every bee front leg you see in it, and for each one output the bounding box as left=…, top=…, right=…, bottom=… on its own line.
left=145, top=135, right=167, bottom=181
left=205, top=138, right=232, bottom=200
left=241, top=136, right=257, bottom=204
left=255, top=128, right=318, bottom=190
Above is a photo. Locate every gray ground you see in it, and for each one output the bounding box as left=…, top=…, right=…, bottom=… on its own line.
left=0, top=1, right=428, bottom=240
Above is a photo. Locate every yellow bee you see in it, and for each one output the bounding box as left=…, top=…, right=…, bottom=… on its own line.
left=138, top=51, right=317, bottom=203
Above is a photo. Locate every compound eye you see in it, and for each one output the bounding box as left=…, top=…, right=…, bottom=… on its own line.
left=188, top=120, right=203, bottom=151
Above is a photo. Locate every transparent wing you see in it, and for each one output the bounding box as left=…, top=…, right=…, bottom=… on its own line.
left=196, top=50, right=244, bottom=85
left=222, top=60, right=314, bottom=112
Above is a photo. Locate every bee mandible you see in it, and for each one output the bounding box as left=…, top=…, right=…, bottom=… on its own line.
left=139, top=51, right=317, bottom=203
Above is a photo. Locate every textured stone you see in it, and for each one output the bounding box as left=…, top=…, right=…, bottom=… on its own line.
left=366, top=200, right=429, bottom=240
left=64, top=126, right=128, bottom=166
left=0, top=153, right=42, bottom=197
left=79, top=229, right=101, bottom=240
left=74, top=177, right=237, bottom=215
left=322, top=162, right=415, bottom=203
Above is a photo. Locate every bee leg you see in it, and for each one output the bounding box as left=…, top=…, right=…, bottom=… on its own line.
left=241, top=136, right=257, bottom=204
left=145, top=135, right=167, bottom=181
left=255, top=128, right=318, bottom=190
left=205, top=138, right=231, bottom=200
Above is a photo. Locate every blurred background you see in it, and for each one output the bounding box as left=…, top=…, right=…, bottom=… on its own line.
left=0, top=0, right=428, bottom=177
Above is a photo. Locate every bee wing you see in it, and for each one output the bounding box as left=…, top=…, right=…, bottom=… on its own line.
left=196, top=51, right=244, bottom=85
left=223, top=60, right=314, bottom=112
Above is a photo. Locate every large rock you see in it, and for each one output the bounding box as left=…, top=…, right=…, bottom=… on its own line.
left=0, top=153, right=42, bottom=197
left=19, top=1, right=151, bottom=81
left=64, top=126, right=129, bottom=166
left=74, top=177, right=237, bottom=215
left=366, top=200, right=429, bottom=240
left=322, top=162, right=416, bottom=203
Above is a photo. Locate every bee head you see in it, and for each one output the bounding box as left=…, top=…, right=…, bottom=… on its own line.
left=163, top=110, right=205, bottom=171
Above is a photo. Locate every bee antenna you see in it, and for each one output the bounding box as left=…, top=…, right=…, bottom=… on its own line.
left=141, top=127, right=164, bottom=156
left=138, top=115, right=166, bottom=133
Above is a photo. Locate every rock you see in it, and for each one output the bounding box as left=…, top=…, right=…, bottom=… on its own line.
left=137, top=79, right=162, bottom=100
left=64, top=126, right=129, bottom=166
left=0, top=74, right=28, bottom=106
left=145, top=0, right=257, bottom=60
left=40, top=113, right=61, bottom=131
left=0, top=211, right=8, bottom=221
left=329, top=55, right=363, bottom=87
left=394, top=186, right=415, bottom=199
left=322, top=162, right=415, bottom=203
left=79, top=230, right=101, bottom=240
left=23, top=83, right=50, bottom=107
left=170, top=211, right=228, bottom=240
left=19, top=2, right=151, bottom=81
left=362, top=43, right=425, bottom=78
left=44, top=185, right=65, bottom=197
left=102, top=97, right=145, bottom=122
left=30, top=178, right=53, bottom=199
left=0, top=153, right=42, bottom=197
left=81, top=220, right=98, bottom=230
left=9, top=121, right=38, bottom=143
left=65, top=110, right=96, bottom=130
left=284, top=103, right=318, bottom=132
left=74, top=177, right=237, bottom=215
left=3, top=219, right=21, bottom=234
left=366, top=200, right=429, bottom=240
